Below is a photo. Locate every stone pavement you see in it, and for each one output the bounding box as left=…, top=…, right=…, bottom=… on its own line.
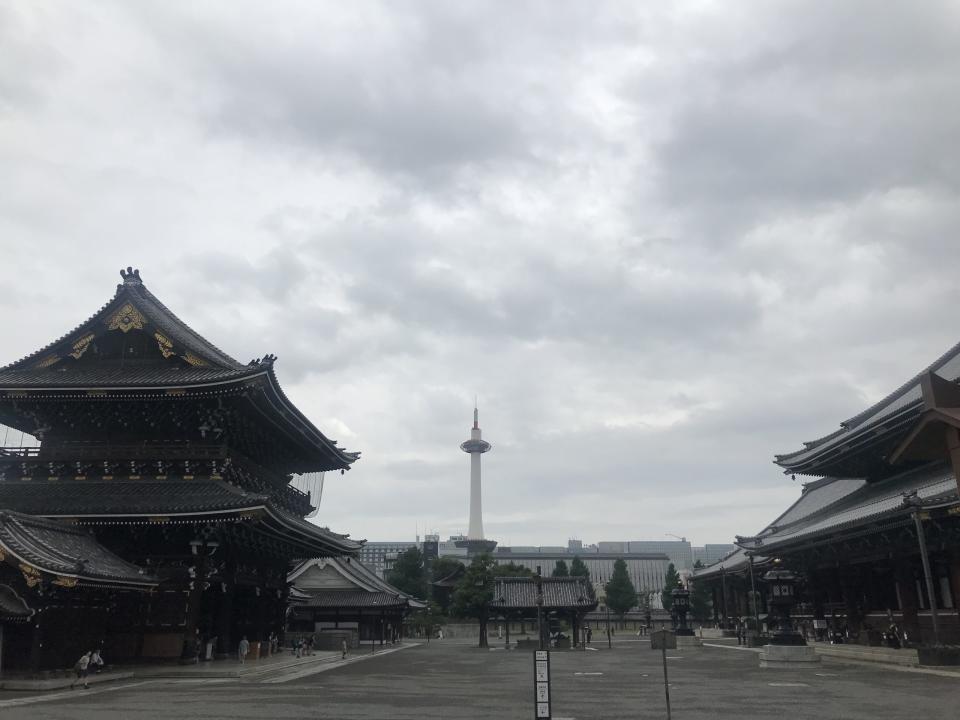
left=0, top=637, right=955, bottom=719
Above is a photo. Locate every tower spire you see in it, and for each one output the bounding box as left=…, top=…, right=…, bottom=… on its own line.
left=458, top=402, right=495, bottom=556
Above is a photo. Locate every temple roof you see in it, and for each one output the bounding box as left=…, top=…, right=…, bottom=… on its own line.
left=492, top=577, right=597, bottom=612
left=0, top=479, right=362, bottom=557
left=289, top=556, right=426, bottom=609
left=774, top=339, right=960, bottom=476
left=0, top=583, right=34, bottom=620
left=0, top=268, right=359, bottom=473
left=0, top=509, right=156, bottom=588
left=0, top=479, right=268, bottom=516
left=694, top=462, right=959, bottom=579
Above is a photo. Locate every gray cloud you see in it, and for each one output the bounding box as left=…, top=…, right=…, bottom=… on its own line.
left=2, top=1, right=960, bottom=546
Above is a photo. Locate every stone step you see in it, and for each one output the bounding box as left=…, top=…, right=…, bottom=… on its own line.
left=814, top=643, right=920, bottom=667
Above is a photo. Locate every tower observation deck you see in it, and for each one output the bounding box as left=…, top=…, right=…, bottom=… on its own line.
left=456, top=405, right=497, bottom=556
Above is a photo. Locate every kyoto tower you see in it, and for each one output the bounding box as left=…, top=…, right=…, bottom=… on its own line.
left=456, top=404, right=497, bottom=556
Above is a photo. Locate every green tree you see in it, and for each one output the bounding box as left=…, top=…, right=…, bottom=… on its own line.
left=569, top=555, right=595, bottom=599
left=386, top=547, right=427, bottom=599
left=604, top=558, right=637, bottom=624
left=661, top=563, right=681, bottom=611
left=496, top=562, right=534, bottom=578
left=451, top=553, right=496, bottom=648
left=431, top=557, right=465, bottom=583
left=551, top=560, right=569, bottom=577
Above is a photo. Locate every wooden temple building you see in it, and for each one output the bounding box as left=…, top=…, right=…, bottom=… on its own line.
left=286, top=556, right=425, bottom=649
left=0, top=268, right=362, bottom=672
left=695, top=341, right=960, bottom=646
left=491, top=576, right=597, bottom=648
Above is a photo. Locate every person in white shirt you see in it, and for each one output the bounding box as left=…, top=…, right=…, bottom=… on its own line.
left=71, top=651, right=92, bottom=689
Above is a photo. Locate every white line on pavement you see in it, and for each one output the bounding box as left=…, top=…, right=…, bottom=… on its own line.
left=0, top=680, right=156, bottom=709
left=260, top=643, right=420, bottom=684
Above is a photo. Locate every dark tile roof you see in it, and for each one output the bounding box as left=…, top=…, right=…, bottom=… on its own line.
left=0, top=510, right=155, bottom=587
left=1, top=269, right=245, bottom=373
left=492, top=577, right=597, bottom=611
left=775, top=340, right=960, bottom=470
left=293, top=590, right=410, bottom=609
left=0, top=479, right=268, bottom=516
left=696, top=463, right=960, bottom=579
left=755, top=464, right=957, bottom=551
left=0, top=363, right=261, bottom=389
left=0, top=583, right=34, bottom=619
left=289, top=557, right=424, bottom=606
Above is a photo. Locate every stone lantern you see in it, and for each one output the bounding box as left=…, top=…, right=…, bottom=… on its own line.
left=762, top=567, right=805, bottom=646
left=671, top=585, right=694, bottom=636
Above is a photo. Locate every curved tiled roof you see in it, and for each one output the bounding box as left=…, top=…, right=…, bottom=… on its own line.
left=775, top=339, right=960, bottom=470
left=0, top=510, right=156, bottom=587
left=0, top=479, right=268, bottom=516
left=492, top=577, right=597, bottom=611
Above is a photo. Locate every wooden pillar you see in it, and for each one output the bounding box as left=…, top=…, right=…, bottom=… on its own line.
left=894, top=560, right=920, bottom=645
left=505, top=615, right=511, bottom=646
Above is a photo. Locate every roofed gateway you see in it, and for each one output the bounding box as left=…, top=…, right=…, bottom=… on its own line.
left=0, top=268, right=363, bottom=673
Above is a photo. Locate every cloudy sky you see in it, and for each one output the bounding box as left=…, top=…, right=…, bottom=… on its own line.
left=2, top=2, right=959, bottom=547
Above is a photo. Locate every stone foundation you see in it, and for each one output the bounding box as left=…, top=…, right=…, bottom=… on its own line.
left=759, top=644, right=821, bottom=668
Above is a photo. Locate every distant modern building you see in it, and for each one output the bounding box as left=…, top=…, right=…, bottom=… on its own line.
left=597, top=540, right=694, bottom=571
left=693, top=544, right=735, bottom=567
left=357, top=541, right=418, bottom=578
left=492, top=547, right=670, bottom=600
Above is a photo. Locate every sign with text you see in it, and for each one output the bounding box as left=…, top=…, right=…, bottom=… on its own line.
left=533, top=649, right=551, bottom=719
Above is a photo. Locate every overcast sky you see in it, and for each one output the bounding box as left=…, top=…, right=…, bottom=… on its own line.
left=3, top=2, right=960, bottom=547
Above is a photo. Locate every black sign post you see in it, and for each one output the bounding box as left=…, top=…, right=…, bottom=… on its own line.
left=534, top=649, right=551, bottom=719
left=651, top=630, right=677, bottom=720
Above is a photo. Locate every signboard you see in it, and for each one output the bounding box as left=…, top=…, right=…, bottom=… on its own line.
left=533, top=649, right=551, bottom=719
left=651, top=630, right=677, bottom=650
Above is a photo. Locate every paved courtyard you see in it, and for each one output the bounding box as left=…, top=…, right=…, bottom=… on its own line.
left=1, top=638, right=956, bottom=719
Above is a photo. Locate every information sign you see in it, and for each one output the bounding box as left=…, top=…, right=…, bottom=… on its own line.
left=533, top=649, right=551, bottom=719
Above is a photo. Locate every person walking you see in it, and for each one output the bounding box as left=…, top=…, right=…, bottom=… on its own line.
left=238, top=635, right=250, bottom=664
left=90, top=647, right=105, bottom=673
left=341, top=638, right=348, bottom=660
left=71, top=650, right=93, bottom=689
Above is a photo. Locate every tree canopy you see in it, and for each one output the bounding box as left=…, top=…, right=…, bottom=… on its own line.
left=570, top=556, right=589, bottom=578
left=569, top=556, right=595, bottom=598
left=451, top=553, right=496, bottom=648
left=604, top=558, right=637, bottom=619
left=386, top=546, right=428, bottom=599
left=551, top=559, right=569, bottom=577
left=661, top=563, right=681, bottom=611
left=496, top=562, right=534, bottom=578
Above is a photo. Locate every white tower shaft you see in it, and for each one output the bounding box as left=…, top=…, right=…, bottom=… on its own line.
left=461, top=405, right=492, bottom=541
left=469, top=427, right=484, bottom=539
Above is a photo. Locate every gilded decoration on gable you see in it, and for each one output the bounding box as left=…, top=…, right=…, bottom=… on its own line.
left=19, top=563, right=42, bottom=588
left=107, top=303, right=146, bottom=333
left=69, top=333, right=96, bottom=359
left=0, top=547, right=6, bottom=562
left=34, top=354, right=60, bottom=369
left=155, top=332, right=176, bottom=359
left=52, top=576, right=78, bottom=588
left=183, top=352, right=208, bottom=367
